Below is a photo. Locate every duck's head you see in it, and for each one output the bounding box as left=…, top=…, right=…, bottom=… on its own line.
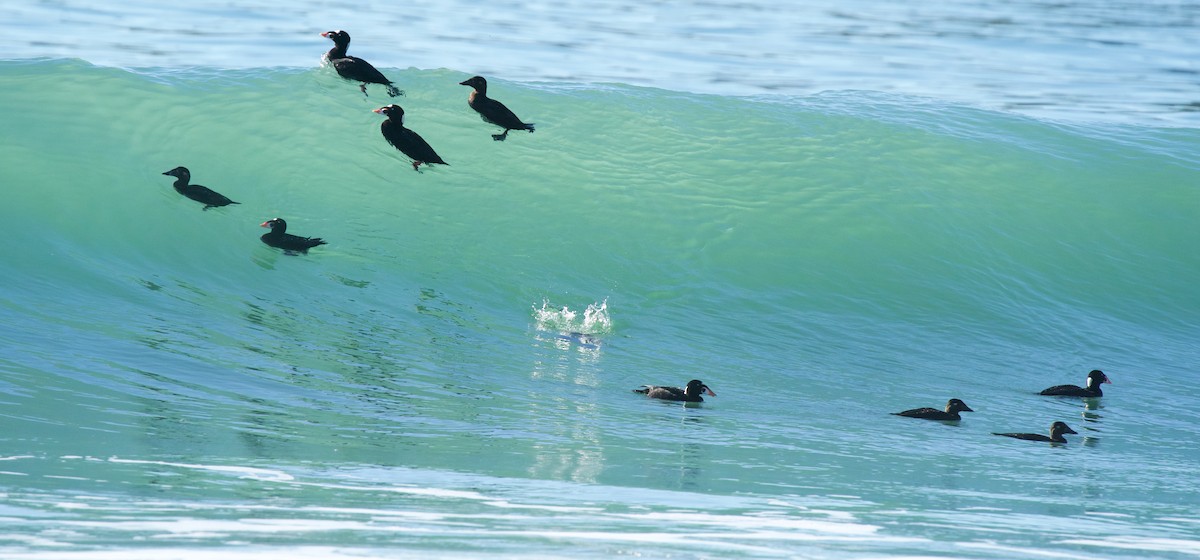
left=946, top=398, right=974, bottom=413
left=373, top=104, right=404, bottom=122
left=1050, top=421, right=1078, bottom=437
left=685, top=379, right=716, bottom=398
left=260, top=217, right=287, bottom=232
left=459, top=75, right=488, bottom=92
left=320, top=30, right=350, bottom=46
left=1086, top=370, right=1112, bottom=389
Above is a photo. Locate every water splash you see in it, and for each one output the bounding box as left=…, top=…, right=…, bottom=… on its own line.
left=532, top=299, right=612, bottom=343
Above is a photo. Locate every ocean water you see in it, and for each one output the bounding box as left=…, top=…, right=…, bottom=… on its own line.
left=3, top=1, right=1200, bottom=559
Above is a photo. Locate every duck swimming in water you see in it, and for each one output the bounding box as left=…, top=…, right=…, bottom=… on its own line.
left=892, top=398, right=974, bottom=421
left=994, top=421, right=1078, bottom=443
left=162, top=166, right=238, bottom=210
left=459, top=76, right=535, bottom=141
left=373, top=104, right=448, bottom=171
left=1039, top=369, right=1111, bottom=397
left=321, top=30, right=402, bottom=97
left=633, top=379, right=716, bottom=403
left=259, top=218, right=326, bottom=254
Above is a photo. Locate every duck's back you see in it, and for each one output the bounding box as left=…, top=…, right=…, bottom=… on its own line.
left=635, top=385, right=694, bottom=401
left=331, top=56, right=389, bottom=84
left=893, top=407, right=956, bottom=420
left=181, top=184, right=236, bottom=208
left=1039, top=384, right=1095, bottom=397
left=382, top=121, right=446, bottom=164
left=471, top=95, right=530, bottom=130
left=262, top=231, right=326, bottom=252
left=994, top=432, right=1052, bottom=442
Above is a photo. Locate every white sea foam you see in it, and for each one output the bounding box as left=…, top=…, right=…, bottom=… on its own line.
left=105, top=458, right=294, bottom=482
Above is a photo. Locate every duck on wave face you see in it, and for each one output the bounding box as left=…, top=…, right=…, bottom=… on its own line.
left=321, top=30, right=402, bottom=97
left=373, top=104, right=448, bottom=171
left=633, top=379, right=716, bottom=403
left=259, top=217, right=326, bottom=254
left=459, top=75, right=535, bottom=141
left=162, top=166, right=238, bottom=210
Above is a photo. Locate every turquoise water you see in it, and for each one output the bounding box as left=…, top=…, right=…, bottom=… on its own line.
left=3, top=1, right=1200, bottom=558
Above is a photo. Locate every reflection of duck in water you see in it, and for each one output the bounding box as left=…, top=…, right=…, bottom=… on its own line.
left=1083, top=398, right=1104, bottom=420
